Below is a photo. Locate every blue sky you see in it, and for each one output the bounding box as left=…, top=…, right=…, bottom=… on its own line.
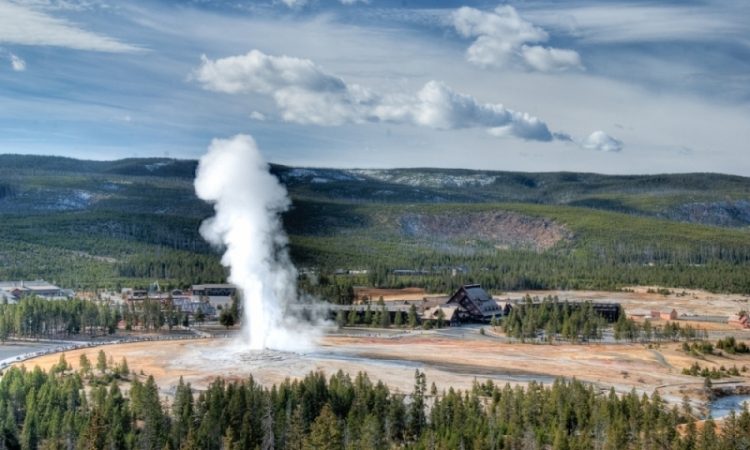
left=0, top=0, right=749, bottom=174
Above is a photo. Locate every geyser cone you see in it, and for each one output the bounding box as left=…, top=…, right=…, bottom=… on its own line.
left=195, top=134, right=316, bottom=352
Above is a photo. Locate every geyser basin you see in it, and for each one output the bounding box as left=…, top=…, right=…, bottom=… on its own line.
left=236, top=349, right=297, bottom=363
left=169, top=336, right=558, bottom=394
left=22, top=333, right=718, bottom=410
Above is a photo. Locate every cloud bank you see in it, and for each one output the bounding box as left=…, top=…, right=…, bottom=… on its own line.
left=195, top=49, right=554, bottom=141
left=452, top=5, right=582, bottom=72
left=581, top=131, right=623, bottom=152
left=526, top=4, right=747, bottom=45
left=0, top=0, right=140, bottom=52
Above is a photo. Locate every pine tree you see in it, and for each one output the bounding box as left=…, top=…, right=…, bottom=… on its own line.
left=364, top=305, right=373, bottom=326
left=407, top=370, right=426, bottom=441
left=221, top=428, right=237, bottom=450
left=306, top=404, right=342, bottom=450
left=219, top=309, right=235, bottom=329
left=96, top=350, right=107, bottom=374
left=285, top=406, right=305, bottom=450
left=347, top=308, right=358, bottom=326
left=699, top=417, right=718, bottom=450
left=386, top=395, right=406, bottom=445
left=172, top=377, right=194, bottom=449
left=118, top=357, right=129, bottom=378
left=407, top=305, right=418, bottom=329
left=79, top=354, right=91, bottom=375
left=393, top=311, right=403, bottom=327
left=357, top=414, right=382, bottom=450
left=20, top=403, right=38, bottom=450
left=139, top=376, right=167, bottom=450
left=379, top=304, right=390, bottom=328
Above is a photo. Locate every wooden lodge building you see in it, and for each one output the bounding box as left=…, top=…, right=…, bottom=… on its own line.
left=446, top=284, right=506, bottom=323
left=326, top=284, right=509, bottom=325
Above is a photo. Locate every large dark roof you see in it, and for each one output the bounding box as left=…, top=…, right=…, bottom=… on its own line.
left=463, top=284, right=492, bottom=302
left=447, top=284, right=500, bottom=318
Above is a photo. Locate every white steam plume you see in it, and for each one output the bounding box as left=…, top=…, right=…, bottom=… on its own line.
left=195, top=134, right=316, bottom=351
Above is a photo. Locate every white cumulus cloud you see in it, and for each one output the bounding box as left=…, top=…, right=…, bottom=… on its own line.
left=581, top=131, right=623, bottom=152
left=280, top=0, right=307, bottom=8
left=249, top=111, right=267, bottom=121
left=452, top=5, right=582, bottom=72
left=0, top=0, right=141, bottom=52
left=9, top=53, right=26, bottom=71
left=194, top=50, right=555, bottom=141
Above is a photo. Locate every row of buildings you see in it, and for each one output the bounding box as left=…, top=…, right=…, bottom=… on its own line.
left=120, top=283, right=237, bottom=318
left=0, top=280, right=74, bottom=303
left=628, top=308, right=750, bottom=328
left=626, top=309, right=679, bottom=321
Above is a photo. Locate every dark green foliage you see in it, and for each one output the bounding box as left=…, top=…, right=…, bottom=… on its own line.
left=613, top=315, right=705, bottom=343
left=2, top=362, right=749, bottom=450
left=407, top=305, right=418, bottom=328
left=683, top=340, right=716, bottom=356
left=501, top=296, right=708, bottom=344
left=219, top=309, right=235, bottom=329
left=681, top=337, right=750, bottom=358
left=0, top=297, right=118, bottom=339
left=682, top=362, right=742, bottom=379
left=0, top=296, right=210, bottom=338
left=715, top=336, right=750, bottom=354
left=503, top=296, right=607, bottom=342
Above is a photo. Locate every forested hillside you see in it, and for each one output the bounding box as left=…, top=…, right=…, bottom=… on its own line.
left=2, top=362, right=745, bottom=450
left=0, top=155, right=749, bottom=294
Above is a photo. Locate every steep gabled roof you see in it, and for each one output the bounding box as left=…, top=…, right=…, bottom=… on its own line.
left=422, top=305, right=458, bottom=322
left=447, top=284, right=500, bottom=318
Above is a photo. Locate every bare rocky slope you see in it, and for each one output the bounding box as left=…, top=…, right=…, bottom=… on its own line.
left=399, top=211, right=571, bottom=252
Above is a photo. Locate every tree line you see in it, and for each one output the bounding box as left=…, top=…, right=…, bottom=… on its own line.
left=0, top=295, right=233, bottom=340
left=497, top=296, right=708, bottom=344
left=334, top=301, right=427, bottom=329
left=501, top=296, right=608, bottom=342
left=0, top=297, right=118, bottom=340
left=3, top=359, right=750, bottom=450
left=612, top=315, right=706, bottom=343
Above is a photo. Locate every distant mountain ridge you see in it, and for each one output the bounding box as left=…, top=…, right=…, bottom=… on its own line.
left=0, top=154, right=749, bottom=292
left=0, top=154, right=198, bottom=178
left=2, top=154, right=750, bottom=226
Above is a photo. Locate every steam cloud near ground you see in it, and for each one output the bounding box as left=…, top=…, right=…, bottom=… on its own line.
left=194, top=134, right=319, bottom=352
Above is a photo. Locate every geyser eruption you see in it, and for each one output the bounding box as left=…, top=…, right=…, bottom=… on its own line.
left=195, top=134, right=315, bottom=351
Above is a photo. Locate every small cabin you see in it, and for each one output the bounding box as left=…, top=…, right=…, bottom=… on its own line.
left=421, top=305, right=459, bottom=326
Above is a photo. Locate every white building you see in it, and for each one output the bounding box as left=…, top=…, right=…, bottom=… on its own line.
left=191, top=284, right=236, bottom=310
left=0, top=280, right=73, bottom=302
